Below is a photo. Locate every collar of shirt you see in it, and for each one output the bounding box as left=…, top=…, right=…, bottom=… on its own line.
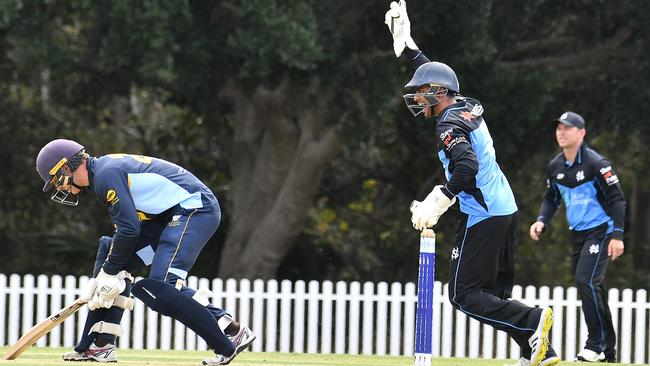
left=564, top=142, right=587, bottom=167
left=87, top=156, right=96, bottom=187
left=436, top=100, right=467, bottom=123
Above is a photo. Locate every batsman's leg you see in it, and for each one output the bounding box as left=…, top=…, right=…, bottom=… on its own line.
left=132, top=279, right=235, bottom=356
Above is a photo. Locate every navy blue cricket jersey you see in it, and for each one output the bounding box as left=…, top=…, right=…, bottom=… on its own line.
left=435, top=98, right=518, bottom=221
left=87, top=154, right=217, bottom=274
left=537, top=143, right=625, bottom=239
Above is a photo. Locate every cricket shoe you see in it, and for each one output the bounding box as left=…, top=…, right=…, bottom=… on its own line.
left=202, top=326, right=256, bottom=365
left=63, top=342, right=117, bottom=362
left=575, top=348, right=605, bottom=362
left=504, top=345, right=560, bottom=366
left=529, top=308, right=553, bottom=366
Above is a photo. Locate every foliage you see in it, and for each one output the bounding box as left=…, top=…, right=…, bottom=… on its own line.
left=0, top=0, right=648, bottom=288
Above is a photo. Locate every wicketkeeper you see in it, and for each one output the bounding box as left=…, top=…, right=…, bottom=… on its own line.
left=530, top=112, right=625, bottom=363
left=385, top=2, right=559, bottom=366
left=35, top=139, right=255, bottom=365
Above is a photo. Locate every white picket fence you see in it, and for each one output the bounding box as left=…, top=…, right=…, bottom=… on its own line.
left=1, top=273, right=649, bottom=364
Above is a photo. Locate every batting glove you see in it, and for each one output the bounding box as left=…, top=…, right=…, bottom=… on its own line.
left=88, top=269, right=126, bottom=310
left=410, top=185, right=456, bottom=230
left=384, top=0, right=419, bottom=57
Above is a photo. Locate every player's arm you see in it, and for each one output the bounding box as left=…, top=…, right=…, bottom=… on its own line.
left=536, top=174, right=562, bottom=226
left=530, top=168, right=561, bottom=241
left=436, top=123, right=478, bottom=199
left=594, top=159, right=626, bottom=241
left=94, top=168, right=141, bottom=275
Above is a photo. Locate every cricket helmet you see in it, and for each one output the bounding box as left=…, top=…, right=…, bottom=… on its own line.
left=36, top=139, right=86, bottom=205
left=403, top=62, right=460, bottom=116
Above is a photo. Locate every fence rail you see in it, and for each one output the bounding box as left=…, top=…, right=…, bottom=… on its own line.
left=0, top=274, right=648, bottom=364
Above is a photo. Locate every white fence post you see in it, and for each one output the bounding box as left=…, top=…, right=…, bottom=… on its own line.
left=348, top=281, right=361, bottom=355
left=402, top=282, right=415, bottom=357
left=0, top=274, right=6, bottom=347
left=307, top=280, right=319, bottom=353
left=279, top=279, right=292, bottom=353
left=320, top=281, right=333, bottom=354
left=0, top=273, right=649, bottom=364
left=375, top=282, right=388, bottom=356
left=634, top=289, right=647, bottom=364
left=335, top=281, right=348, bottom=354
left=389, top=282, right=402, bottom=356
left=292, top=280, right=305, bottom=353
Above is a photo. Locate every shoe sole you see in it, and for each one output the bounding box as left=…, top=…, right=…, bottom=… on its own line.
left=540, top=356, right=560, bottom=366
left=235, top=333, right=257, bottom=355
left=531, top=309, right=553, bottom=366
left=214, top=331, right=257, bottom=365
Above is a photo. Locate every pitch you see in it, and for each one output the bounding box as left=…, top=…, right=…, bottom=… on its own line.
left=0, top=347, right=636, bottom=366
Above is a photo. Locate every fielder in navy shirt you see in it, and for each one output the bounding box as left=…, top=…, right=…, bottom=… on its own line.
left=530, top=111, right=625, bottom=363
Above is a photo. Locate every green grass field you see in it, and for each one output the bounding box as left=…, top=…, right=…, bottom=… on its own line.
left=0, top=347, right=636, bottom=366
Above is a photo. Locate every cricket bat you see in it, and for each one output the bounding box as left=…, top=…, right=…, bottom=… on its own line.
left=3, top=296, right=133, bottom=360
left=3, top=297, right=86, bottom=360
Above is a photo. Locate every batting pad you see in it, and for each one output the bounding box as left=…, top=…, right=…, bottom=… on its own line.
left=132, top=279, right=235, bottom=356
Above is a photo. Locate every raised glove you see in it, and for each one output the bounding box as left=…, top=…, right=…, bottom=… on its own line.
left=88, top=269, right=126, bottom=310
left=410, top=185, right=456, bottom=230
left=384, top=0, right=419, bottom=57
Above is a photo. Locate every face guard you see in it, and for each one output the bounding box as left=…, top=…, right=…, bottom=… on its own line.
left=47, top=151, right=86, bottom=206
left=402, top=84, right=449, bottom=117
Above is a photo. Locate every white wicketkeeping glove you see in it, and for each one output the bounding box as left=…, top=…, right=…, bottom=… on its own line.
left=88, top=269, right=126, bottom=310
left=410, top=185, right=456, bottom=231
left=384, top=0, right=419, bottom=57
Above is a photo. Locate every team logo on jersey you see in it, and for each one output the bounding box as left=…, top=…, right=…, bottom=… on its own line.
left=136, top=211, right=152, bottom=221
left=556, top=173, right=564, bottom=180
left=168, top=215, right=182, bottom=227
left=451, top=247, right=460, bottom=260
left=106, top=189, right=119, bottom=205
left=589, top=244, right=600, bottom=254
left=576, top=170, right=585, bottom=182
left=459, top=111, right=473, bottom=121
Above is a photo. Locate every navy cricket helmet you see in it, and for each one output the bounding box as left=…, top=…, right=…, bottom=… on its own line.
left=403, top=62, right=460, bottom=117
left=36, top=139, right=86, bottom=205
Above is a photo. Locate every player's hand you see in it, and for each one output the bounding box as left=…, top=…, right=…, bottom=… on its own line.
left=529, top=222, right=545, bottom=241
left=79, top=277, right=97, bottom=303
left=88, top=269, right=126, bottom=310
left=384, top=0, right=418, bottom=57
left=608, top=239, right=624, bottom=260
left=410, top=185, right=456, bottom=230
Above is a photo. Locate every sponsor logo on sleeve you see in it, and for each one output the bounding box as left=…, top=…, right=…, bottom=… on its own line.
left=106, top=189, right=119, bottom=205
left=556, top=173, right=564, bottom=180
left=600, top=166, right=619, bottom=185
left=439, top=128, right=468, bottom=151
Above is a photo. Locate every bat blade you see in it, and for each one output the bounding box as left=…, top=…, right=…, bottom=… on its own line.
left=3, top=298, right=86, bottom=360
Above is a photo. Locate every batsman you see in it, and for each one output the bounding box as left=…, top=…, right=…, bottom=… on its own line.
left=35, top=139, right=255, bottom=365
left=385, top=2, right=558, bottom=366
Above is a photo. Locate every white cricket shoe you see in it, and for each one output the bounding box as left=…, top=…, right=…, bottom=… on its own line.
left=63, top=342, right=117, bottom=362
left=576, top=349, right=606, bottom=362
left=62, top=350, right=90, bottom=361
left=529, top=308, right=553, bottom=366
left=202, top=326, right=256, bottom=365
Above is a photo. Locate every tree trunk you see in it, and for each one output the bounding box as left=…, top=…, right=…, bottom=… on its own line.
left=217, top=78, right=341, bottom=279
